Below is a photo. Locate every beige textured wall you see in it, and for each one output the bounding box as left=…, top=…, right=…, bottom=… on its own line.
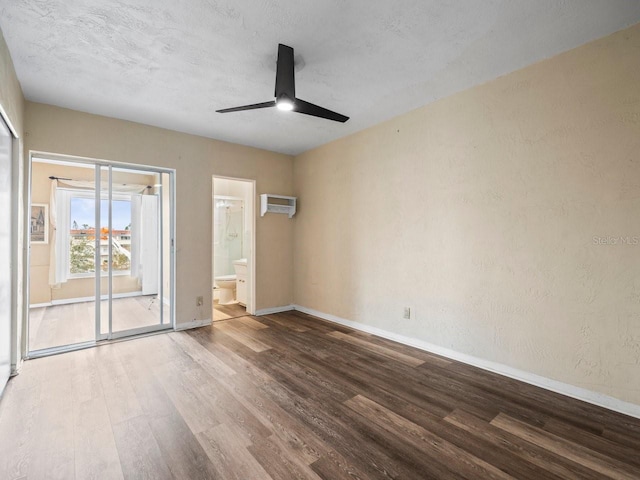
left=293, top=25, right=640, bottom=405
left=25, top=102, right=294, bottom=325
left=0, top=29, right=23, bottom=134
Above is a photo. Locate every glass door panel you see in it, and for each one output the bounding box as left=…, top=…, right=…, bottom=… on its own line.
left=98, top=165, right=110, bottom=338
left=0, top=117, right=12, bottom=392
left=110, top=167, right=164, bottom=335
left=28, top=158, right=99, bottom=352
left=161, top=173, right=172, bottom=325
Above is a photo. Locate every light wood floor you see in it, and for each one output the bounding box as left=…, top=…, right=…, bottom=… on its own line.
left=29, top=296, right=170, bottom=352
left=213, top=300, right=246, bottom=322
left=2, top=311, right=640, bottom=479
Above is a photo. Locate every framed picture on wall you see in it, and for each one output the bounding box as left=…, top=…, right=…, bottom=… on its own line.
left=31, top=203, right=49, bottom=244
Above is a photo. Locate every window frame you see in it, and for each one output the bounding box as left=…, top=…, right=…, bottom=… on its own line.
left=66, top=189, right=134, bottom=279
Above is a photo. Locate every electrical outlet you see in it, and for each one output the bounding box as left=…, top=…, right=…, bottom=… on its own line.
left=403, top=307, right=411, bottom=319
left=196, top=296, right=203, bottom=306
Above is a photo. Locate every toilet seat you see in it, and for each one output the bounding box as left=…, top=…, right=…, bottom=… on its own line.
left=215, top=274, right=236, bottom=282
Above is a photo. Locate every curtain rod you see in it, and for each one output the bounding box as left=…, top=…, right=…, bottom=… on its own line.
left=49, top=175, right=152, bottom=188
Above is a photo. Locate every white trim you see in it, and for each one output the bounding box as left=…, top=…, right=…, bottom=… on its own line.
left=30, top=150, right=176, bottom=174
left=249, top=180, right=256, bottom=316
left=174, top=318, right=212, bottom=331
left=23, top=154, right=33, bottom=361
left=169, top=170, right=176, bottom=331
left=110, top=323, right=171, bottom=339
left=211, top=175, right=257, bottom=316
left=255, top=305, right=294, bottom=316
left=54, top=290, right=143, bottom=305
left=0, top=104, right=18, bottom=138
left=27, top=324, right=172, bottom=359
left=27, top=340, right=96, bottom=359
left=291, top=304, right=640, bottom=420
left=28, top=302, right=51, bottom=309
left=68, top=270, right=132, bottom=279
left=30, top=290, right=144, bottom=308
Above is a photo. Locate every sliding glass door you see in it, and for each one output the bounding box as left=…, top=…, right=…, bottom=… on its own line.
left=28, top=156, right=174, bottom=355
left=0, top=116, right=12, bottom=394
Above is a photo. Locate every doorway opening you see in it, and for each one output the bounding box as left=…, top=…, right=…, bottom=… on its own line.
left=26, top=154, right=175, bottom=356
left=212, top=176, right=255, bottom=321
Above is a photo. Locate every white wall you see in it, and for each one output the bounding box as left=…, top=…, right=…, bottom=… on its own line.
left=293, top=24, right=640, bottom=407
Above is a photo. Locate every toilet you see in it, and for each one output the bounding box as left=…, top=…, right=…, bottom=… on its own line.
left=214, top=274, right=237, bottom=304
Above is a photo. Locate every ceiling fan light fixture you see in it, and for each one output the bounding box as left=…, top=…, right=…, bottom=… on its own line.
left=216, top=44, right=348, bottom=123
left=276, top=96, right=294, bottom=111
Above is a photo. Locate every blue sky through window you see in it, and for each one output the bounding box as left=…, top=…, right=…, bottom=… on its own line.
left=70, top=198, right=131, bottom=230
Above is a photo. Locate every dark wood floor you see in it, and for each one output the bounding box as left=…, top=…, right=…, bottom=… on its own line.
left=1, top=311, right=640, bottom=479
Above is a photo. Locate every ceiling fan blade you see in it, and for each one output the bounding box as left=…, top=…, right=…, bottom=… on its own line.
left=294, top=98, right=349, bottom=123
left=216, top=101, right=276, bottom=113
left=275, top=44, right=295, bottom=99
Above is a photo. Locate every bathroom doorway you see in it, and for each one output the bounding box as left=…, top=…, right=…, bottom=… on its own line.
left=212, top=176, right=255, bottom=321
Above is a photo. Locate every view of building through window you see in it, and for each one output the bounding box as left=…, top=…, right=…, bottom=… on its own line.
left=69, top=197, right=132, bottom=275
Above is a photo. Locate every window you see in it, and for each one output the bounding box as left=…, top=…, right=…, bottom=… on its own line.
left=69, top=195, right=132, bottom=277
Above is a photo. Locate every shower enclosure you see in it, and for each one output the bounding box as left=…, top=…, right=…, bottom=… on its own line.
left=213, top=196, right=244, bottom=278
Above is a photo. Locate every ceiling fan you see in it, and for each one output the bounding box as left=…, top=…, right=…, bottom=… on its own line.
left=216, top=44, right=349, bottom=123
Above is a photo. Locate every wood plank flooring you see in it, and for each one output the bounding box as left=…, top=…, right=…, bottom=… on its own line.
left=213, top=300, right=246, bottom=321
left=2, top=311, right=640, bottom=479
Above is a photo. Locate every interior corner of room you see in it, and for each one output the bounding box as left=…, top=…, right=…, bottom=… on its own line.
left=0, top=3, right=639, bottom=433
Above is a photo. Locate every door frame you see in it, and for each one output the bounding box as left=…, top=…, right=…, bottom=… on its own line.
left=212, top=175, right=257, bottom=316
left=24, top=151, right=176, bottom=358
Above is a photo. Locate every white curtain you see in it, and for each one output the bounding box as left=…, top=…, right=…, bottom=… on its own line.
left=48, top=179, right=59, bottom=286
left=141, top=195, right=159, bottom=295
left=50, top=188, right=73, bottom=286
left=130, top=194, right=142, bottom=279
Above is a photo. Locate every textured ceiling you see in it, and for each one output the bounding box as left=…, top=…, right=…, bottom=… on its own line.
left=1, top=1, right=640, bottom=155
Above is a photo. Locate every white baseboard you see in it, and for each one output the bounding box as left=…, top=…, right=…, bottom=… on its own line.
left=30, top=290, right=145, bottom=308
left=254, top=305, right=294, bottom=316
left=292, top=304, right=640, bottom=420
left=174, top=318, right=212, bottom=331
left=29, top=302, right=51, bottom=309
